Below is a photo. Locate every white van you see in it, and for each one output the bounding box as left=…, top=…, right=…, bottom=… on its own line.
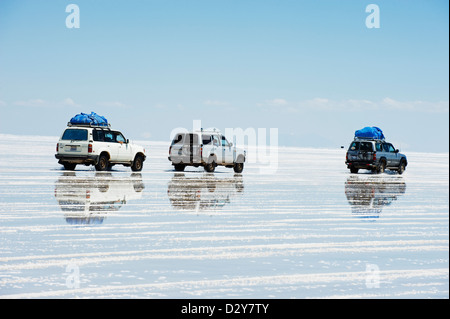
left=168, top=128, right=246, bottom=173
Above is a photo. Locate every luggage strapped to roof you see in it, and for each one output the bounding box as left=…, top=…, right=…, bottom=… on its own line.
left=68, top=112, right=111, bottom=128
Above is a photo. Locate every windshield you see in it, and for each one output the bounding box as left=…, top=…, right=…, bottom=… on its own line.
left=62, top=129, right=88, bottom=141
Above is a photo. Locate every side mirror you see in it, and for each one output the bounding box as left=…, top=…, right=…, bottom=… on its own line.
left=394, top=149, right=399, bottom=153
left=229, top=142, right=233, bottom=147
left=127, top=139, right=130, bottom=144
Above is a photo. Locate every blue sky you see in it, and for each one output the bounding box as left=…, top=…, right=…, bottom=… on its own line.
left=0, top=0, right=448, bottom=152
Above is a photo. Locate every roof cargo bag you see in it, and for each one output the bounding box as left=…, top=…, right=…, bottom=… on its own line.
left=69, top=112, right=109, bottom=127
left=354, top=126, right=385, bottom=140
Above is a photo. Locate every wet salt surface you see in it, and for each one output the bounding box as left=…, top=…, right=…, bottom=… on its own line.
left=0, top=134, right=448, bottom=298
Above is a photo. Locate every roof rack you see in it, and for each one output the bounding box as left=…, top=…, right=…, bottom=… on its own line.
left=67, top=122, right=111, bottom=129
left=198, top=127, right=221, bottom=133
left=353, top=136, right=385, bottom=142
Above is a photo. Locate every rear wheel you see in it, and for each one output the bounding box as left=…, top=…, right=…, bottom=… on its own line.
left=95, top=154, right=109, bottom=171
left=350, top=167, right=359, bottom=174
left=174, top=164, right=185, bottom=172
left=378, top=160, right=386, bottom=174
left=204, top=156, right=216, bottom=173
left=63, top=163, right=77, bottom=170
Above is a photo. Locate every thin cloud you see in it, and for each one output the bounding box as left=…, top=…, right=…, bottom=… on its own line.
left=14, top=99, right=47, bottom=107
left=381, top=98, right=449, bottom=113
left=62, top=98, right=80, bottom=107
left=263, top=97, right=449, bottom=113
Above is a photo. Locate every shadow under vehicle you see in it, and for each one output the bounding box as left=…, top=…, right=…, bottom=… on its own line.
left=167, top=173, right=244, bottom=212
left=54, top=172, right=144, bottom=225
left=345, top=175, right=406, bottom=220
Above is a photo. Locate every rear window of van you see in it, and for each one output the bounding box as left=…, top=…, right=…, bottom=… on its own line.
left=171, top=133, right=199, bottom=145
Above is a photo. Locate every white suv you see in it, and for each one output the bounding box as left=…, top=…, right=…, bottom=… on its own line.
left=168, top=129, right=246, bottom=173
left=55, top=124, right=146, bottom=171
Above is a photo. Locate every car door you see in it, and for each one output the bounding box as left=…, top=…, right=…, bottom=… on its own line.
left=210, top=134, right=221, bottom=163
left=115, top=132, right=132, bottom=162
left=383, top=143, right=398, bottom=167
left=103, top=131, right=120, bottom=162
left=387, top=143, right=401, bottom=166
left=220, top=135, right=234, bottom=164
left=181, top=133, right=201, bottom=164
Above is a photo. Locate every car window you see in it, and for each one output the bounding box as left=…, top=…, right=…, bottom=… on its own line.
left=115, top=132, right=126, bottom=143
left=360, top=142, right=373, bottom=151
left=221, top=136, right=230, bottom=147
left=93, top=129, right=105, bottom=142
left=184, top=134, right=198, bottom=145
left=171, top=134, right=184, bottom=145
left=104, top=132, right=115, bottom=142
left=62, top=129, right=88, bottom=141
left=212, top=135, right=220, bottom=146
left=383, top=143, right=395, bottom=152
left=349, top=142, right=373, bottom=151
left=349, top=142, right=358, bottom=151
left=202, top=135, right=212, bottom=145
left=375, top=143, right=383, bottom=151
left=387, top=144, right=395, bottom=152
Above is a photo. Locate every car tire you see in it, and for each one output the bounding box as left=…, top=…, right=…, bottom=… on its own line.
left=131, top=155, right=144, bottom=172
left=233, top=162, right=244, bottom=173
left=378, top=160, right=386, bottom=174
left=398, top=160, right=406, bottom=175
left=95, top=154, right=109, bottom=171
left=63, top=163, right=77, bottom=170
left=204, top=157, right=216, bottom=173
left=174, top=164, right=185, bottom=172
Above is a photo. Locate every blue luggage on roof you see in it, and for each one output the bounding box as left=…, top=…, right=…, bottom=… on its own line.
left=69, top=112, right=109, bottom=127
left=355, top=126, right=385, bottom=140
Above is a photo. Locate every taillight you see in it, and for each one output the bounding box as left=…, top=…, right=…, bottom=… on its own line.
left=169, top=146, right=172, bottom=154
left=56, top=143, right=59, bottom=152
left=345, top=152, right=348, bottom=161
left=88, top=144, right=93, bottom=153
left=373, top=153, right=376, bottom=161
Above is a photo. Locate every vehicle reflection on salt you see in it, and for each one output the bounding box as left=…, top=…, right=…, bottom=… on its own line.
left=345, top=175, right=406, bottom=220
left=54, top=172, right=144, bottom=225
left=167, top=173, right=244, bottom=212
